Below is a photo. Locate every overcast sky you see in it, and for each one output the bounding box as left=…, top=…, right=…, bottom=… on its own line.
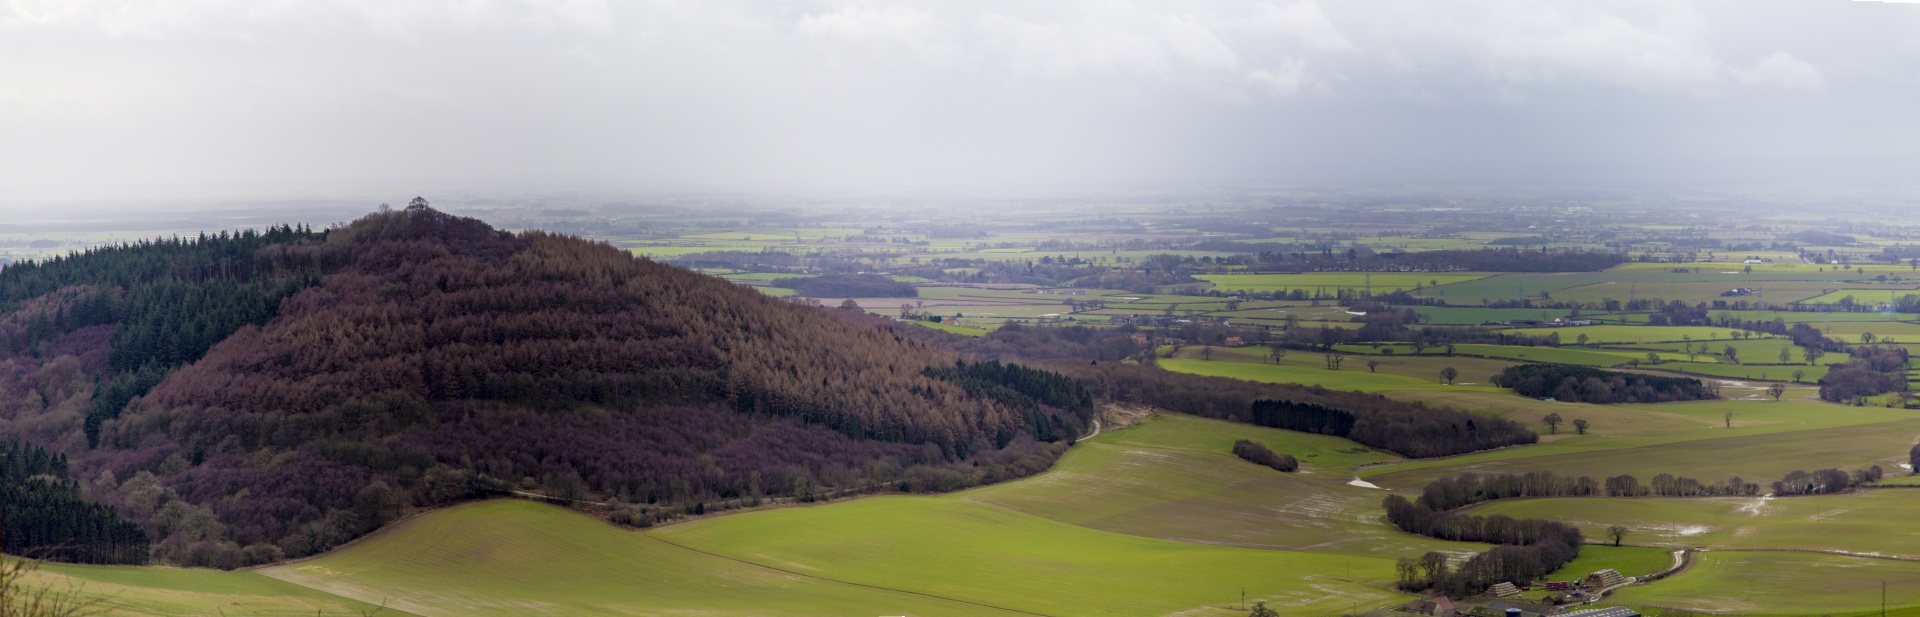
left=5, top=0, right=1920, bottom=203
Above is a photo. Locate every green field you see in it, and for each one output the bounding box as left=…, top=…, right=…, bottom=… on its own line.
left=1502, top=325, right=1749, bottom=344
left=1611, top=551, right=1920, bottom=615
left=1195, top=272, right=1490, bottom=294
left=262, top=500, right=1033, bottom=617
left=1801, top=289, right=1920, bottom=305
left=24, top=562, right=416, bottom=617
left=1162, top=347, right=1516, bottom=393
left=1360, top=399, right=1919, bottom=490
left=1468, top=489, right=1920, bottom=558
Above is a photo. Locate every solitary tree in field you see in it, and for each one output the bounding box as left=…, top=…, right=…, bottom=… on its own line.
left=1439, top=366, right=1458, bottom=385
left=1792, top=369, right=1806, bottom=383
left=1779, top=346, right=1793, bottom=363
left=1201, top=346, right=1214, bottom=361
left=1646, top=352, right=1662, bottom=364
left=1608, top=525, right=1629, bottom=547
left=1268, top=344, right=1287, bottom=364
left=1367, top=359, right=1381, bottom=373
left=1862, top=331, right=1877, bottom=344
left=1573, top=418, right=1589, bottom=435
left=1543, top=412, right=1563, bottom=434
left=1768, top=383, right=1787, bottom=401
left=1724, top=409, right=1734, bottom=428
left=1576, top=333, right=1590, bottom=346
left=1724, top=345, right=1738, bottom=364
left=1804, top=347, right=1826, bottom=365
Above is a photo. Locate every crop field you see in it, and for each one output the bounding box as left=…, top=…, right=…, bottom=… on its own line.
left=1196, top=272, right=1491, bottom=294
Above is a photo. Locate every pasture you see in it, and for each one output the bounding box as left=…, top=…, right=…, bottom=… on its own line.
left=24, top=563, right=415, bottom=617
left=1196, top=272, right=1490, bottom=294
left=1610, top=551, right=1920, bottom=616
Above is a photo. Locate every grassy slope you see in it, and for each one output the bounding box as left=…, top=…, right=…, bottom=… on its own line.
left=23, top=562, right=417, bottom=617
left=1610, top=551, right=1920, bottom=615
left=260, top=500, right=1028, bottom=617
left=962, top=413, right=1474, bottom=556
left=652, top=495, right=1408, bottom=617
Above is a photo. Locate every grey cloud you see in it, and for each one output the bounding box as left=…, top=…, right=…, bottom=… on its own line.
left=2, top=0, right=1917, bottom=204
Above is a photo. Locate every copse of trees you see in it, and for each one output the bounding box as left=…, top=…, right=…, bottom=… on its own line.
left=1492, top=364, right=1716, bottom=404
left=1231, top=440, right=1298, bottom=472
left=1817, top=346, right=1910, bottom=403
left=1247, top=397, right=1535, bottom=459
left=0, top=440, right=149, bottom=564
left=1772, top=467, right=1882, bottom=495
left=775, top=274, right=918, bottom=298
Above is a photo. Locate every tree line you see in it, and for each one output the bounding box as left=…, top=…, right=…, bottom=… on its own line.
left=0, top=440, right=149, bottom=564
left=1491, top=364, right=1716, bottom=404
left=1383, top=493, right=1583, bottom=597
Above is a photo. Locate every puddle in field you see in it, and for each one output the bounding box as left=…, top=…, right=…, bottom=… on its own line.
left=1736, top=495, right=1774, bottom=516
left=1347, top=478, right=1383, bottom=490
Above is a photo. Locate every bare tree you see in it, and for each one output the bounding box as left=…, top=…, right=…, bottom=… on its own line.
left=1366, top=359, right=1380, bottom=373
left=1768, top=383, right=1787, bottom=401
left=1608, top=525, right=1629, bottom=547
left=1724, top=409, right=1735, bottom=428
left=1439, top=366, right=1458, bottom=385
left=1542, top=412, right=1563, bottom=434
left=1572, top=418, right=1589, bottom=435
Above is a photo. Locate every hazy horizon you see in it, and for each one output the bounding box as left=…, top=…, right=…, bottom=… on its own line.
left=6, top=0, right=1920, bottom=207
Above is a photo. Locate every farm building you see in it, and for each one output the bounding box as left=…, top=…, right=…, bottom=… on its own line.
left=1485, top=599, right=1564, bottom=617
left=1486, top=582, right=1521, bottom=597
left=1560, top=607, right=1640, bottom=617
left=1407, top=596, right=1457, bottom=617
left=1584, top=569, right=1628, bottom=589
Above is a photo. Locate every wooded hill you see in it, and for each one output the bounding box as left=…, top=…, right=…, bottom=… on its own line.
left=0, top=204, right=1084, bottom=567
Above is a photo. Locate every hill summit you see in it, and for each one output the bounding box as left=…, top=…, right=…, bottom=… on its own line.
left=0, top=204, right=1087, bottom=567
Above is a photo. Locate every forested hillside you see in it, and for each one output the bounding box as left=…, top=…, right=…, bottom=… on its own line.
left=0, top=204, right=1084, bottom=568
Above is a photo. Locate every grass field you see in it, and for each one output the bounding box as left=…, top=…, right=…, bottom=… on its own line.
left=1610, top=551, right=1920, bottom=615
left=1467, top=489, right=1920, bottom=558
left=1162, top=348, right=1515, bottom=393
left=1801, top=289, right=1920, bottom=305
left=262, top=500, right=1033, bottom=617
left=24, top=563, right=417, bottom=617
left=1502, top=325, right=1749, bottom=344
left=1452, top=344, right=1652, bottom=367
left=1360, top=400, right=1920, bottom=490
left=653, top=495, right=1409, bottom=617
left=962, top=413, right=1467, bottom=555
left=1196, top=273, right=1490, bottom=294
